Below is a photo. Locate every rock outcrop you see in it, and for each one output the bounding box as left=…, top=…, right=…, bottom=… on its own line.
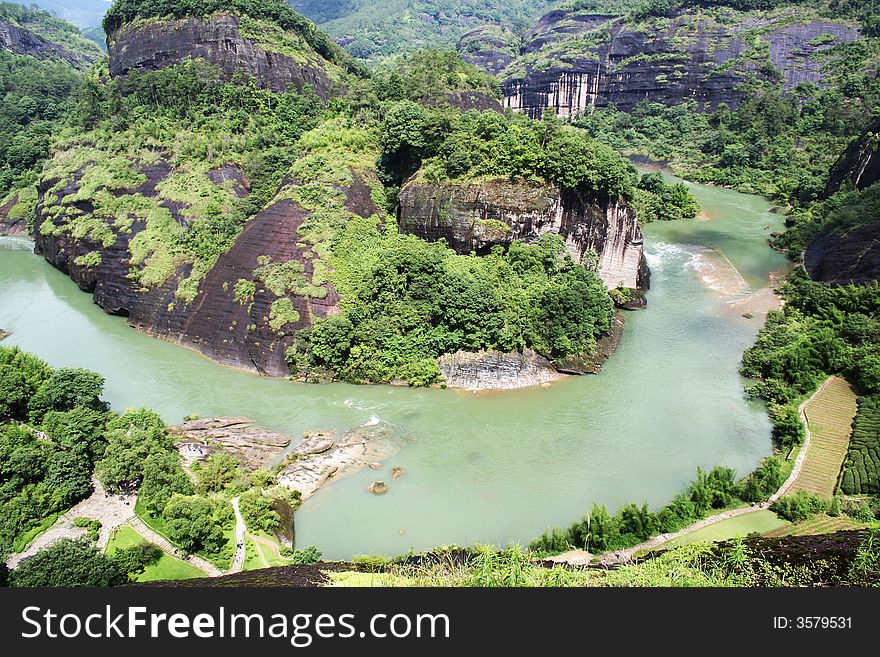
left=398, top=177, right=647, bottom=289
left=823, top=117, right=880, bottom=196
left=172, top=417, right=291, bottom=470
left=34, top=154, right=381, bottom=376
left=805, top=118, right=880, bottom=286
left=438, top=349, right=562, bottom=390
left=0, top=14, right=100, bottom=70
left=478, top=7, right=859, bottom=118
left=108, top=13, right=344, bottom=97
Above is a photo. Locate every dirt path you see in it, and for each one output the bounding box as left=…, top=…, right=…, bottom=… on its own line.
left=6, top=478, right=136, bottom=569
left=555, top=377, right=840, bottom=567
left=229, top=497, right=246, bottom=574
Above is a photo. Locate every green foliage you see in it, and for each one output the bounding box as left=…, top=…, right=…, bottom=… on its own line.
left=97, top=409, right=175, bottom=491
left=0, top=348, right=111, bottom=556
left=291, top=231, right=613, bottom=385
left=162, top=493, right=227, bottom=554
left=579, top=50, right=880, bottom=205
left=103, top=0, right=361, bottom=74
left=293, top=0, right=551, bottom=63
left=742, top=270, right=880, bottom=446
left=770, top=491, right=829, bottom=521
left=532, top=465, right=760, bottom=555
left=194, top=453, right=247, bottom=495
left=28, top=368, right=107, bottom=422
left=289, top=545, right=322, bottom=565
left=9, top=539, right=128, bottom=587
left=631, top=172, right=701, bottom=222
left=139, top=450, right=194, bottom=514
left=109, top=541, right=164, bottom=578
left=382, top=108, right=638, bottom=198
left=841, top=395, right=880, bottom=494
left=0, top=36, right=86, bottom=199
left=372, top=50, right=501, bottom=105
left=238, top=489, right=281, bottom=533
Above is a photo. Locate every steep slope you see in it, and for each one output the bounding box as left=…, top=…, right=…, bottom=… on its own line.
left=104, top=1, right=361, bottom=97
left=5, top=0, right=109, bottom=28
left=399, top=177, right=646, bottom=289
left=488, top=5, right=860, bottom=118
left=804, top=119, right=880, bottom=286
left=292, top=0, right=554, bottom=62
left=0, top=2, right=103, bottom=69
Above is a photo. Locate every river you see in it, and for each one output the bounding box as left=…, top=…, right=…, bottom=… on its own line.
left=0, top=175, right=791, bottom=559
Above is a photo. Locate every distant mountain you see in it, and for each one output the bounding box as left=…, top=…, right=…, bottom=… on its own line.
left=290, top=0, right=557, bottom=62
left=5, top=0, right=110, bottom=27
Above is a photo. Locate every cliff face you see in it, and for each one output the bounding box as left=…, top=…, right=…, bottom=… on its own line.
left=33, top=157, right=380, bottom=377
left=465, top=8, right=859, bottom=118
left=0, top=15, right=100, bottom=70
left=805, top=119, right=880, bottom=286
left=108, top=13, right=342, bottom=97
left=824, top=117, right=880, bottom=196
left=398, top=177, right=646, bottom=290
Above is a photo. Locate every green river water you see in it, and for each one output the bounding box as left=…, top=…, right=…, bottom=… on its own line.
left=0, top=175, right=791, bottom=559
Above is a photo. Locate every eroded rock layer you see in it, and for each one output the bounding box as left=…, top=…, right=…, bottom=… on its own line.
left=398, top=177, right=646, bottom=289
left=108, top=13, right=341, bottom=97
left=470, top=8, right=860, bottom=118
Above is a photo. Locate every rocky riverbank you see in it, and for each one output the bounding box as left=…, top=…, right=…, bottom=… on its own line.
left=171, top=417, right=409, bottom=503
left=439, top=312, right=627, bottom=390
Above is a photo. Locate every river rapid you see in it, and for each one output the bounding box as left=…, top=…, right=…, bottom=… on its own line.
left=0, top=174, right=791, bottom=559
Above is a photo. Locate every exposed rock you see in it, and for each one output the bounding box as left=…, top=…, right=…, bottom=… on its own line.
left=457, top=25, right=520, bottom=76
left=0, top=328, right=9, bottom=341
left=391, top=467, right=405, bottom=480
left=0, top=15, right=100, bottom=70
left=108, top=13, right=342, bottom=98
left=368, top=481, right=389, bottom=495
left=806, top=118, right=880, bottom=286
left=498, top=8, right=859, bottom=118
left=438, top=349, right=562, bottom=390
left=824, top=117, right=880, bottom=196
left=398, top=177, right=647, bottom=289
left=171, top=417, right=291, bottom=471
left=278, top=422, right=409, bottom=501
left=368, top=462, right=382, bottom=470
left=293, top=431, right=335, bottom=456
left=444, top=90, right=503, bottom=113
left=804, top=222, right=880, bottom=286
left=34, top=153, right=380, bottom=376
left=0, top=192, right=28, bottom=236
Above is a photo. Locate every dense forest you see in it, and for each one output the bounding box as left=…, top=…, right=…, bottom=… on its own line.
left=0, top=344, right=301, bottom=586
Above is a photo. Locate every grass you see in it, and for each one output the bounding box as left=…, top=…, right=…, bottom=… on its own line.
left=644, top=511, right=790, bottom=553
left=790, top=377, right=859, bottom=498
left=763, top=514, right=870, bottom=538
left=11, top=513, right=60, bottom=553
left=244, top=532, right=295, bottom=570
left=106, top=525, right=206, bottom=582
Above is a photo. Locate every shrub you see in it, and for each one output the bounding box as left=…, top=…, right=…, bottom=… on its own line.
left=770, top=491, right=829, bottom=522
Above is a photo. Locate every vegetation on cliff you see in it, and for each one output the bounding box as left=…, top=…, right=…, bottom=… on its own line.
left=0, top=2, right=104, bottom=62
left=103, top=0, right=361, bottom=74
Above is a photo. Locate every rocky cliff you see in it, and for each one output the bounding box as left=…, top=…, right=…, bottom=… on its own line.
left=107, top=13, right=345, bottom=97
left=805, top=118, right=880, bottom=286
left=33, top=156, right=381, bottom=376
left=0, top=13, right=101, bottom=70
left=459, top=7, right=859, bottom=118
left=824, top=117, right=880, bottom=196
left=398, top=177, right=647, bottom=290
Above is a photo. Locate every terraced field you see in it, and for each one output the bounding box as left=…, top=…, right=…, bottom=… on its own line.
left=789, top=377, right=859, bottom=498
left=763, top=514, right=868, bottom=538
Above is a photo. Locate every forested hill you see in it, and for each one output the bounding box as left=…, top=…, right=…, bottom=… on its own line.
left=4, top=1, right=109, bottom=28
left=0, top=2, right=104, bottom=68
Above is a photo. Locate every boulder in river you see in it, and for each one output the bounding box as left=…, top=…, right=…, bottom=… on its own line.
left=391, top=467, right=405, bottom=480
left=368, top=481, right=389, bottom=495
